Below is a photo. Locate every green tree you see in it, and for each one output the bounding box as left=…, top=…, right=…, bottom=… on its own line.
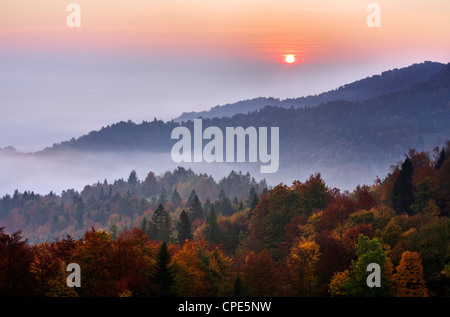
left=205, top=205, right=220, bottom=245
left=344, top=235, right=393, bottom=297
left=189, top=195, right=204, bottom=221
left=151, top=204, right=171, bottom=242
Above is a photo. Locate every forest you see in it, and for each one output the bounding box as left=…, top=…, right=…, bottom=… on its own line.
left=0, top=141, right=449, bottom=297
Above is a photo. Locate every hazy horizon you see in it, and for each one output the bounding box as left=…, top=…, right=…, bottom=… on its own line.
left=1, top=0, right=450, bottom=152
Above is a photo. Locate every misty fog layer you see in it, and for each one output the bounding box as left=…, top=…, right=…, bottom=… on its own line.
left=0, top=150, right=390, bottom=196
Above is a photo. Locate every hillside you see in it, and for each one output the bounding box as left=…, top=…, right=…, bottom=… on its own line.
left=175, top=61, right=446, bottom=121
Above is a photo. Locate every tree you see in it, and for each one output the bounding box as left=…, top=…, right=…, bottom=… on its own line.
left=158, top=188, right=168, bottom=207
left=71, top=228, right=116, bottom=296
left=142, top=171, right=159, bottom=197
left=127, top=170, right=138, bottom=187
left=393, top=251, right=428, bottom=297
left=217, top=189, right=234, bottom=216
left=343, top=235, right=394, bottom=297
left=292, top=173, right=329, bottom=216
left=318, top=196, right=356, bottom=232
left=355, top=190, right=378, bottom=211
left=171, top=188, right=182, bottom=208
left=30, top=242, right=64, bottom=296
left=189, top=195, right=204, bottom=221
left=0, top=228, right=37, bottom=296
left=435, top=147, right=446, bottom=170
left=233, top=273, right=250, bottom=297
left=315, top=231, right=350, bottom=295
left=248, top=186, right=259, bottom=210
left=287, top=238, right=321, bottom=296
left=329, top=270, right=350, bottom=297
left=151, top=242, right=174, bottom=297
left=151, top=204, right=172, bottom=242
left=392, top=158, right=415, bottom=215
left=177, top=210, right=193, bottom=246
left=205, top=206, right=220, bottom=245
left=186, top=189, right=198, bottom=208
left=241, top=251, right=280, bottom=296
left=109, top=224, right=119, bottom=240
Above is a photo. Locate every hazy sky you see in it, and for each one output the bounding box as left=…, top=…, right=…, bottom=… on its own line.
left=1, top=0, right=449, bottom=152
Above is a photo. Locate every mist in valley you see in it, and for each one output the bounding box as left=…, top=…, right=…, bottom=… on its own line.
left=0, top=148, right=390, bottom=198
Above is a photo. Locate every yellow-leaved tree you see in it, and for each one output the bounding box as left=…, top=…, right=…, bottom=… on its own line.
left=287, top=238, right=321, bottom=296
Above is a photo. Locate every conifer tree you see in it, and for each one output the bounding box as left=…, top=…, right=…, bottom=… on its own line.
left=177, top=210, right=192, bottom=246
left=189, top=195, right=204, bottom=220
left=205, top=205, right=220, bottom=245
left=151, top=242, right=174, bottom=297
left=392, top=158, right=415, bottom=215
left=171, top=188, right=182, bottom=208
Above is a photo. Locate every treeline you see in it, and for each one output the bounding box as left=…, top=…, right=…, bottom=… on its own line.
left=0, top=168, right=267, bottom=244
left=0, top=142, right=449, bottom=297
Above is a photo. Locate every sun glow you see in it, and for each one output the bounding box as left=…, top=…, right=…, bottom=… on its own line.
left=285, top=55, right=295, bottom=64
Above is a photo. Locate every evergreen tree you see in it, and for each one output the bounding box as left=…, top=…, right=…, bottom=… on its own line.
left=151, top=242, right=174, bottom=297
left=233, top=273, right=250, bottom=297
left=392, top=158, right=415, bottom=215
left=177, top=210, right=192, bottom=246
left=205, top=205, right=220, bottom=245
left=160, top=211, right=172, bottom=244
left=186, top=189, right=198, bottom=208
left=248, top=186, right=256, bottom=204
left=74, top=196, right=84, bottom=230
left=158, top=188, right=168, bottom=207
left=108, top=224, right=119, bottom=240
left=189, top=195, right=204, bottom=221
left=127, top=170, right=138, bottom=187
left=142, top=171, right=159, bottom=197
left=250, top=192, right=259, bottom=210
left=171, top=188, right=182, bottom=208
left=151, top=204, right=166, bottom=240
left=204, top=197, right=212, bottom=215
left=435, top=147, right=446, bottom=170
left=217, top=189, right=234, bottom=216
left=140, top=217, right=149, bottom=235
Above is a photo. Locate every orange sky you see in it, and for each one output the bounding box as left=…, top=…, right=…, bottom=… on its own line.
left=1, top=0, right=449, bottom=63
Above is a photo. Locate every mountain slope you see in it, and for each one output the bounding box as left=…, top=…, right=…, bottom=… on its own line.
left=175, top=61, right=446, bottom=121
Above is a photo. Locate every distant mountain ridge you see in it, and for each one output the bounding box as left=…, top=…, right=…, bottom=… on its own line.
left=175, top=61, right=446, bottom=121
left=35, top=61, right=450, bottom=189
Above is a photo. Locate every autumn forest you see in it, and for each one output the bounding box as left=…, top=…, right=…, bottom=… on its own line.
left=1, top=141, right=450, bottom=297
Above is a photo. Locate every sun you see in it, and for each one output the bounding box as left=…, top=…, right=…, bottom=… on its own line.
left=285, top=55, right=295, bottom=64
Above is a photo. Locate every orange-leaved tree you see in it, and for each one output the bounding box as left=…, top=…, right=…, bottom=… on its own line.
left=393, top=251, right=429, bottom=297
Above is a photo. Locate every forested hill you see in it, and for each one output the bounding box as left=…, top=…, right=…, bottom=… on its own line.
left=39, top=62, right=450, bottom=189
left=175, top=61, right=446, bottom=121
